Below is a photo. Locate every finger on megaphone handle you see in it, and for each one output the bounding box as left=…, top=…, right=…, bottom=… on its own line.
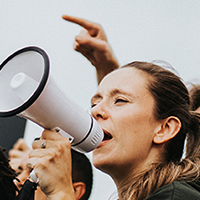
left=26, top=158, right=35, bottom=172
left=27, top=155, right=50, bottom=177
left=40, top=129, right=72, bottom=144
left=16, top=169, right=31, bottom=189
left=40, top=129, right=62, bottom=140
left=31, top=138, right=56, bottom=150
left=26, top=157, right=39, bottom=183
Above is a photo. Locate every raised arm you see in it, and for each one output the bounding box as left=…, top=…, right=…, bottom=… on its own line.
left=62, top=15, right=119, bottom=84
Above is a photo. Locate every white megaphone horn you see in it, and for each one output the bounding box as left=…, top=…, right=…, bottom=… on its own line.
left=0, top=46, right=104, bottom=154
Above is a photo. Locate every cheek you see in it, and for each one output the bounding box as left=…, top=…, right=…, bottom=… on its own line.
left=118, top=112, right=150, bottom=130
left=118, top=119, right=156, bottom=164
left=117, top=113, right=155, bottom=144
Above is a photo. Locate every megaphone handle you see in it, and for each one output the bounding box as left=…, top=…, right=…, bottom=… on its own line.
left=29, top=170, right=39, bottom=183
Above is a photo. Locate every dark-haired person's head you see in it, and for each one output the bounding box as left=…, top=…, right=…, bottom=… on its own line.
left=0, top=146, right=18, bottom=200
left=71, top=149, right=93, bottom=200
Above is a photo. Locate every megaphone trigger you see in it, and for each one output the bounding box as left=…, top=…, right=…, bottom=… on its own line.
left=53, top=127, right=74, bottom=143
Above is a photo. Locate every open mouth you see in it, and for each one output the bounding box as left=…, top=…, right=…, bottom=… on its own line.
left=97, top=130, right=113, bottom=148
left=103, top=131, right=112, bottom=141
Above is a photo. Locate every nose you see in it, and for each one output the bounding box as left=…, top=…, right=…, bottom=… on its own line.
left=91, top=103, right=108, bottom=120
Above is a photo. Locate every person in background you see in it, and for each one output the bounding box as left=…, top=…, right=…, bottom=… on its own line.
left=189, top=84, right=200, bottom=112
left=9, top=139, right=93, bottom=200
left=26, top=61, right=200, bottom=200
left=0, top=146, right=18, bottom=200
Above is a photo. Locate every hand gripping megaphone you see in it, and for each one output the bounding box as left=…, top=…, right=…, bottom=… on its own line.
left=0, top=46, right=104, bottom=154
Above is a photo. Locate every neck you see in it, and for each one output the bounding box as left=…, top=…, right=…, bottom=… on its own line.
left=109, top=146, right=163, bottom=199
left=104, top=162, right=148, bottom=200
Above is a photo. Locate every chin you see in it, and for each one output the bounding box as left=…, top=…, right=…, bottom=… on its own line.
left=92, top=151, right=107, bottom=169
left=92, top=151, right=103, bottom=168
left=93, top=161, right=112, bottom=175
left=92, top=152, right=115, bottom=175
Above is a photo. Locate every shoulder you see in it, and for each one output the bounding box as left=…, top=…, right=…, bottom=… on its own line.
left=145, top=180, right=200, bottom=200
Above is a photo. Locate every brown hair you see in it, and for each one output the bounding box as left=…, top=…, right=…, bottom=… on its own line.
left=119, top=61, right=200, bottom=200
left=189, top=84, right=200, bottom=111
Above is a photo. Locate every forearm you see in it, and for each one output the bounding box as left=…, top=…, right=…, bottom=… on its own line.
left=96, top=57, right=119, bottom=84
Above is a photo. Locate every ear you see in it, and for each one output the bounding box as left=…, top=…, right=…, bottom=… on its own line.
left=73, top=182, right=86, bottom=200
left=153, top=116, right=181, bottom=144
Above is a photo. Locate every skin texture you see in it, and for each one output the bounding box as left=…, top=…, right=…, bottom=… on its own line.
left=91, top=67, right=180, bottom=187
left=9, top=138, right=86, bottom=200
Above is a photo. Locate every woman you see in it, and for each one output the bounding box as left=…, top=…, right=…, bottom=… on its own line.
left=27, top=61, right=200, bottom=200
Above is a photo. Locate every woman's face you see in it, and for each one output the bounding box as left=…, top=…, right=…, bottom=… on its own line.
left=91, top=67, right=161, bottom=179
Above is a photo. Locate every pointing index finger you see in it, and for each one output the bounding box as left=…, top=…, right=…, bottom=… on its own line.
left=62, top=15, right=99, bottom=35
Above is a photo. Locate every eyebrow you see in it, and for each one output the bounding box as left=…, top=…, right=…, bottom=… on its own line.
left=91, top=88, right=134, bottom=103
left=91, top=93, right=102, bottom=103
left=110, top=89, right=132, bottom=96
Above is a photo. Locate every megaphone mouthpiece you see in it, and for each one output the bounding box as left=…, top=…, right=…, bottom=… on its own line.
left=11, top=72, right=39, bottom=102
left=10, top=72, right=26, bottom=89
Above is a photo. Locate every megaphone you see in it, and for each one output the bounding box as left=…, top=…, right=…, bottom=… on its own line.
left=0, top=46, right=104, bottom=153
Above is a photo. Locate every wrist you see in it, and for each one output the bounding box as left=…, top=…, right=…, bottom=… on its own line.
left=96, top=59, right=119, bottom=84
left=96, top=58, right=119, bottom=71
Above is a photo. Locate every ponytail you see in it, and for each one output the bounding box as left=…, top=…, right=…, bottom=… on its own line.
left=186, top=111, right=200, bottom=159
left=176, top=111, right=200, bottom=183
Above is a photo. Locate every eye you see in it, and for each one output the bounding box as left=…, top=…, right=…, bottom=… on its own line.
left=115, top=98, right=128, bottom=104
left=91, top=103, right=97, bottom=108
